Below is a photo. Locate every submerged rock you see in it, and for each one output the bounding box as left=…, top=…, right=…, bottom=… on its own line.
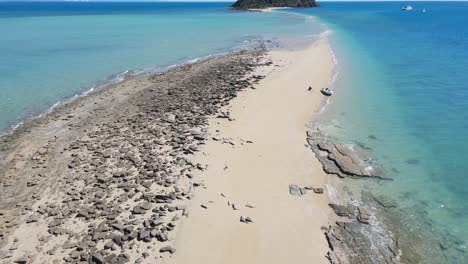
left=325, top=221, right=399, bottom=264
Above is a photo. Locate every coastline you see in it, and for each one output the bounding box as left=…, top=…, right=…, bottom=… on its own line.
left=0, top=29, right=409, bottom=264
left=0, top=51, right=234, bottom=139
left=0, top=38, right=343, bottom=263
left=168, top=40, right=334, bottom=264
left=0, top=28, right=409, bottom=264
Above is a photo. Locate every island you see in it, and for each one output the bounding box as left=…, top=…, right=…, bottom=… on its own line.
left=231, top=0, right=319, bottom=10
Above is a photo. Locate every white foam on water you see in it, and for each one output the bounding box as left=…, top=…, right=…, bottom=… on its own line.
left=364, top=165, right=374, bottom=173
left=326, top=183, right=339, bottom=203
left=1, top=32, right=279, bottom=139
left=0, top=52, right=225, bottom=138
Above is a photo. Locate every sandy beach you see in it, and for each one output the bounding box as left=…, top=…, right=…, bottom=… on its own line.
left=248, top=7, right=292, bottom=12
left=168, top=40, right=334, bottom=264
left=0, top=40, right=338, bottom=264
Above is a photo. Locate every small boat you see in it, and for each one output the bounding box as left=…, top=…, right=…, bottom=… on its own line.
left=422, top=8, right=426, bottom=13
left=402, top=5, right=413, bottom=11
left=321, top=88, right=333, bottom=96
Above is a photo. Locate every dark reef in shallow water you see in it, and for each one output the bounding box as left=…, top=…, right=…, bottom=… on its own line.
left=231, top=0, right=318, bottom=10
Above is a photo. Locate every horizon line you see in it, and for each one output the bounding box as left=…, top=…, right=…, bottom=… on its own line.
left=3, top=0, right=468, bottom=3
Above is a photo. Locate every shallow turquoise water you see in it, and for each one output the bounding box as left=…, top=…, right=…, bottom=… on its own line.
left=0, top=2, right=320, bottom=132
left=289, top=2, right=468, bottom=262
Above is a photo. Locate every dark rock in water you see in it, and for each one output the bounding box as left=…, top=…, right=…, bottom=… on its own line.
left=357, top=207, right=370, bottom=224
left=231, top=0, right=318, bottom=10
left=355, top=141, right=372, bottom=150
left=362, top=192, right=397, bottom=209
left=406, top=158, right=420, bottom=165
left=374, top=196, right=397, bottom=209
left=439, top=242, right=448, bottom=251
left=368, top=134, right=378, bottom=140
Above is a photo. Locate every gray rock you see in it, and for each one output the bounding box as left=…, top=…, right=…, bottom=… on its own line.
left=104, top=240, right=115, bottom=250
left=138, top=230, right=150, bottom=241
left=111, top=223, right=125, bottom=232
left=156, top=232, right=168, bottom=242
left=325, top=221, right=399, bottom=264
left=307, top=132, right=387, bottom=179
left=139, top=202, right=153, bottom=210
left=289, top=184, right=301, bottom=196
left=245, top=216, right=253, bottom=223
left=13, top=257, right=28, bottom=264
left=313, top=188, right=324, bottom=194
left=357, top=207, right=370, bottom=224
left=328, top=203, right=355, bottom=219
left=159, top=246, right=176, bottom=254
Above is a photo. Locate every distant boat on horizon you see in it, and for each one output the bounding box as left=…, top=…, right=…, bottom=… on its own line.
left=402, top=5, right=413, bottom=11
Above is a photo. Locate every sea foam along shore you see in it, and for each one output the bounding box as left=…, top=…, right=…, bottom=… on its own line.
left=167, top=40, right=335, bottom=264
left=0, top=49, right=235, bottom=138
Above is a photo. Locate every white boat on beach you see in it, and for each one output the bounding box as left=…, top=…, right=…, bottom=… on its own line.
left=402, top=5, right=413, bottom=11
left=321, top=88, right=333, bottom=96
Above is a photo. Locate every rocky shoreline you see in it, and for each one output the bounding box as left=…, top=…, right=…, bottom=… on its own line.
left=305, top=131, right=401, bottom=263
left=0, top=50, right=268, bottom=263
left=0, top=44, right=425, bottom=264
left=305, top=131, right=427, bottom=264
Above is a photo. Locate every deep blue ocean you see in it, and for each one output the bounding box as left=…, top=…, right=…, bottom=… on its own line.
left=1, top=1, right=467, bottom=263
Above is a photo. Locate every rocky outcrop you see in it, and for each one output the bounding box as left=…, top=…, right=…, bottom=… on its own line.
left=306, top=131, right=407, bottom=263
left=325, top=198, right=401, bottom=264
left=231, top=0, right=318, bottom=10
left=325, top=221, right=400, bottom=264
left=306, top=131, right=387, bottom=179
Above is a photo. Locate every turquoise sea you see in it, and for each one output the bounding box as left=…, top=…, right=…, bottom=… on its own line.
left=288, top=2, right=468, bottom=262
left=1, top=2, right=467, bottom=263
left=0, top=1, right=321, bottom=132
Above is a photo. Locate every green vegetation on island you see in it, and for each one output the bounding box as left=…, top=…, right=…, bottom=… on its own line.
left=231, top=0, right=319, bottom=10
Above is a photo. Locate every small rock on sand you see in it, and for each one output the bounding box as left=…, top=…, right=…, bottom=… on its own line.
left=289, top=184, right=301, bottom=196
left=160, top=246, right=176, bottom=254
